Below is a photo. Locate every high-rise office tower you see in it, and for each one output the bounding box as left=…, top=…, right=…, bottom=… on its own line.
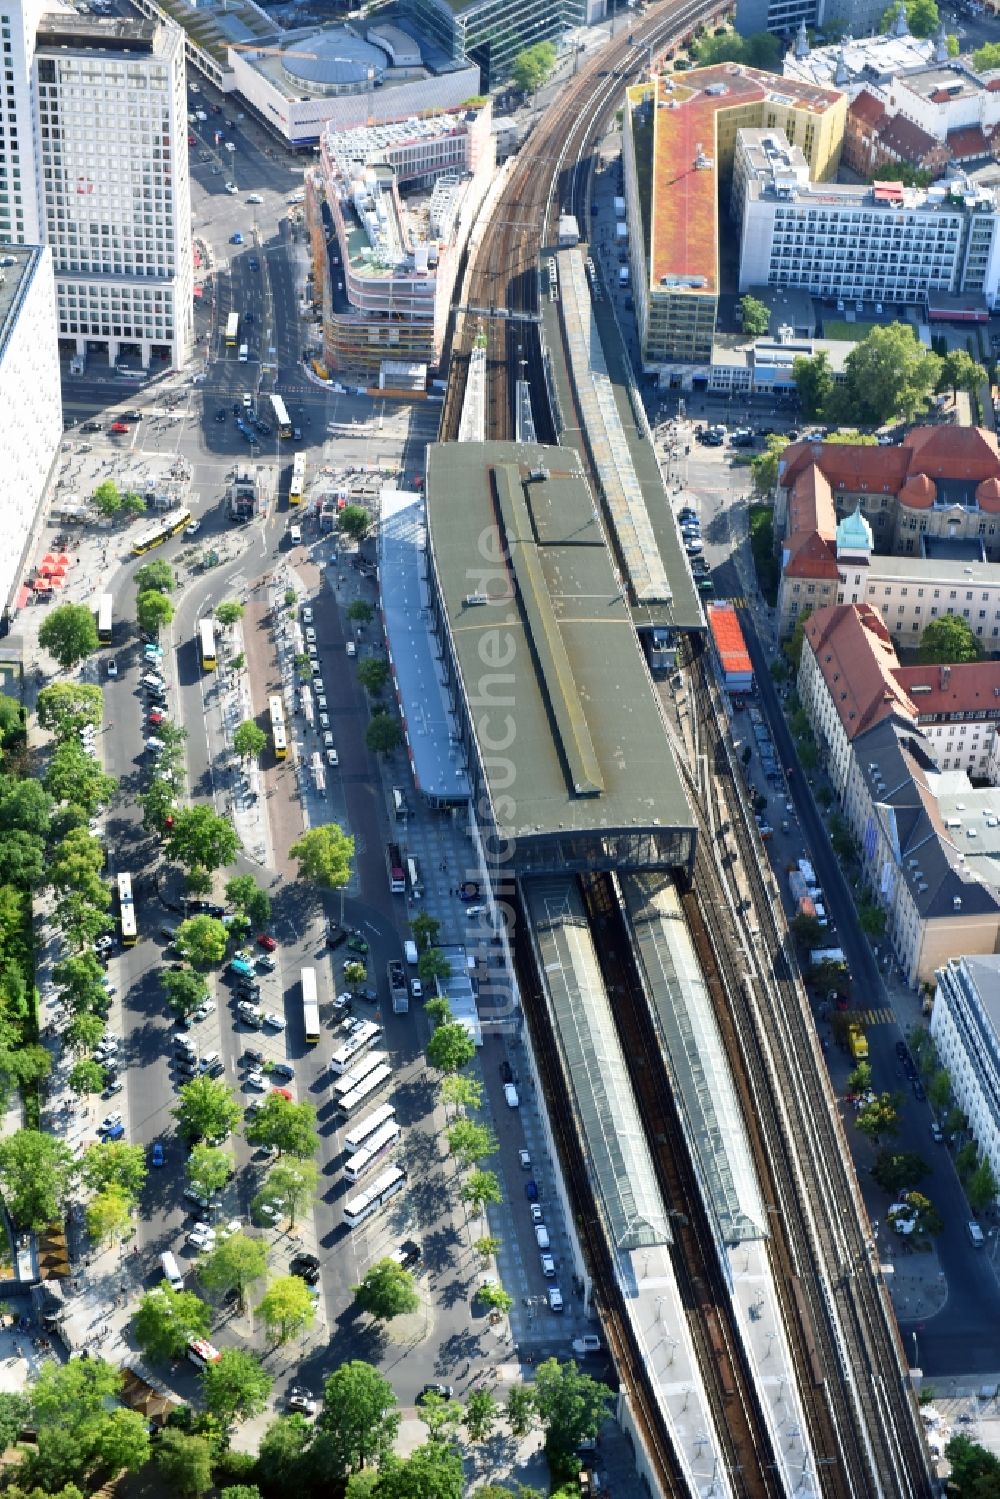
left=0, top=0, right=192, bottom=368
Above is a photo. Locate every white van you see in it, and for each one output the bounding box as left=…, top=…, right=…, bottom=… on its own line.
left=968, top=1221, right=986, bottom=1248
left=535, top=1224, right=550, bottom=1250
left=404, top=940, right=418, bottom=967
left=504, top=1082, right=519, bottom=1108
left=238, top=343, right=249, bottom=362
left=346, top=640, right=356, bottom=657
left=289, top=525, right=302, bottom=545
left=161, top=1251, right=183, bottom=1291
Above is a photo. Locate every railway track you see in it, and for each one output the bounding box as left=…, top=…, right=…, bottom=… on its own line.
left=581, top=871, right=783, bottom=1499
left=679, top=636, right=932, bottom=1496
left=507, top=886, right=689, bottom=1497
left=440, top=0, right=726, bottom=445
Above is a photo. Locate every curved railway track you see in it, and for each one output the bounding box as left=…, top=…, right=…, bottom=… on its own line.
left=581, top=872, right=783, bottom=1499
left=678, top=635, right=933, bottom=1496
left=439, top=0, right=724, bottom=445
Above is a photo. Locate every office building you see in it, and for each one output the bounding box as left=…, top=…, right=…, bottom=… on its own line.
left=404, top=0, right=603, bottom=89
left=309, top=106, right=494, bottom=377
left=0, top=242, right=60, bottom=622
left=0, top=1, right=192, bottom=368
left=932, top=956, right=1000, bottom=1182
left=736, top=146, right=1000, bottom=310
left=736, top=0, right=889, bottom=42
left=621, top=66, right=845, bottom=370
left=228, top=24, right=481, bottom=147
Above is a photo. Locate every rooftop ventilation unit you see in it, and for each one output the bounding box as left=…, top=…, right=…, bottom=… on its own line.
left=464, top=593, right=488, bottom=607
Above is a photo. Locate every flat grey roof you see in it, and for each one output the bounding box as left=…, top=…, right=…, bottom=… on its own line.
left=0, top=247, right=44, bottom=365
left=425, top=442, right=694, bottom=848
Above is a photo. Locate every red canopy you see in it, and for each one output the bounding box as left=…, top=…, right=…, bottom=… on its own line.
left=56, top=553, right=70, bottom=566
left=32, top=578, right=52, bottom=592
left=40, top=553, right=55, bottom=567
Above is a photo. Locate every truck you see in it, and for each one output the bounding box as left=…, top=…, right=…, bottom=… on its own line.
left=388, top=960, right=408, bottom=1014
left=618, top=266, right=630, bottom=288
left=615, top=221, right=628, bottom=242
left=847, top=1023, right=868, bottom=1061
left=613, top=195, right=626, bottom=216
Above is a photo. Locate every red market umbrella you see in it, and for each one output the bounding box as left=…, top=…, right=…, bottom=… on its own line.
left=40, top=553, right=55, bottom=567
left=56, top=553, right=70, bottom=566
left=49, top=573, right=65, bottom=587
left=33, top=578, right=51, bottom=593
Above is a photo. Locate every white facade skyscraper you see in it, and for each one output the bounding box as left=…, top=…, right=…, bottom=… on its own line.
left=0, top=0, right=192, bottom=367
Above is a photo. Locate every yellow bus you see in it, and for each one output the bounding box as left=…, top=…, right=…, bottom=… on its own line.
left=199, top=618, right=217, bottom=671
left=117, top=872, right=137, bottom=946
left=269, top=694, right=287, bottom=759
left=131, top=508, right=192, bottom=556
left=225, top=312, right=239, bottom=348
left=289, top=454, right=306, bottom=505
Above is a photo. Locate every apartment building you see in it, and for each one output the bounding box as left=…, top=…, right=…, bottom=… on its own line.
left=737, top=153, right=1000, bottom=309
left=894, top=660, right=1000, bottom=778
left=0, top=242, right=60, bottom=621
left=840, top=718, right=1000, bottom=987
left=309, top=107, right=494, bottom=377
left=931, top=956, right=1000, bottom=1179
left=621, top=66, right=845, bottom=370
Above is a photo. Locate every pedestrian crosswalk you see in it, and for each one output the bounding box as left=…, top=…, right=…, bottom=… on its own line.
left=841, top=1008, right=895, bottom=1026
left=727, top=594, right=748, bottom=609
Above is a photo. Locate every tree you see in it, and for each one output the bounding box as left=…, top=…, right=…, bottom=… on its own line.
left=824, top=430, right=878, bottom=446
left=259, top=1274, right=316, bottom=1344
left=506, top=1385, right=536, bottom=1438
left=160, top=966, right=209, bottom=1020
left=791, top=351, right=834, bottom=421
left=32, top=1355, right=122, bottom=1429
left=532, top=1358, right=612, bottom=1458
left=510, top=40, right=557, bottom=93
left=172, top=1074, right=241, bottom=1146
left=739, top=293, right=769, bottom=338
left=352, top=1258, right=420, bottom=1322
left=957, top=1140, right=979, bottom=1178
left=463, top=1387, right=499, bottom=1443
left=0, top=829, right=45, bottom=890
left=343, top=959, right=367, bottom=993
left=356, top=657, right=389, bottom=694
left=0, top=694, right=21, bottom=748
left=262, top=1158, right=318, bottom=1229
left=946, top=1432, right=1000, bottom=1489
left=476, top=1281, right=513, bottom=1315
left=90, top=1406, right=151, bottom=1478
left=968, top=1157, right=998, bottom=1214
left=366, top=713, right=402, bottom=755
left=918, top=613, right=983, bottom=665
left=338, top=504, right=372, bottom=543
left=187, top=1143, right=233, bottom=1198
left=317, top=1362, right=401, bottom=1478
left=46, top=742, right=117, bottom=822
left=750, top=434, right=789, bottom=496
left=155, top=1429, right=214, bottom=1498
left=67, top=1058, right=106, bottom=1096
left=137, top=589, right=174, bottom=637
left=928, top=1067, right=952, bottom=1114
left=446, top=1120, right=498, bottom=1167
left=86, top=1187, right=132, bottom=1247
left=256, top=1415, right=313, bottom=1494
left=411, top=912, right=440, bottom=952
left=0, top=1392, right=29, bottom=1454
left=202, top=1347, right=273, bottom=1426
left=346, top=600, right=374, bottom=624
left=856, top=1092, right=901, bottom=1145
left=427, top=1021, right=475, bottom=1075
left=215, top=600, right=245, bottom=627
left=65, top=1011, right=106, bottom=1055
left=166, top=805, right=239, bottom=873
left=91, top=479, right=122, bottom=519
left=233, top=721, right=267, bottom=762
left=857, top=899, right=887, bottom=938
left=198, top=1232, right=268, bottom=1312
left=80, top=1140, right=147, bottom=1200
left=474, top=1234, right=502, bottom=1265
left=418, top=947, right=452, bottom=988
left=174, top=914, right=228, bottom=968
left=134, top=559, right=175, bottom=594
left=244, top=1091, right=318, bottom=1159
left=39, top=603, right=99, bottom=671
left=846, top=1062, right=872, bottom=1096
left=840, top=323, right=941, bottom=426
left=133, top=1283, right=211, bottom=1361
left=0, top=774, right=51, bottom=836
left=938, top=348, right=987, bottom=402
left=374, top=1443, right=464, bottom=1497
left=0, top=1129, right=73, bottom=1228
left=973, top=41, right=1000, bottom=70
left=225, top=874, right=272, bottom=930
left=289, top=823, right=354, bottom=889
left=879, top=0, right=940, bottom=37
left=37, top=682, right=103, bottom=738
left=425, top=996, right=452, bottom=1029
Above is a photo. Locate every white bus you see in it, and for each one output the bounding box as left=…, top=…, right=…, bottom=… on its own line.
left=406, top=856, right=421, bottom=900
left=271, top=393, right=292, bottom=439
left=344, top=1119, right=401, bottom=1184
left=333, top=1050, right=390, bottom=1101
left=96, top=593, right=113, bottom=645
left=336, top=1063, right=392, bottom=1119
left=330, top=1020, right=382, bottom=1076
left=301, top=966, right=320, bottom=1045
left=343, top=1101, right=396, bottom=1157
left=343, top=1164, right=406, bottom=1228
left=117, top=871, right=137, bottom=946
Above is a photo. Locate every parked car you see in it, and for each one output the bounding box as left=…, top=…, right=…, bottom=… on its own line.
left=257, top=934, right=277, bottom=952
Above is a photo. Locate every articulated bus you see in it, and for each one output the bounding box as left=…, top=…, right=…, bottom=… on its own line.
left=344, top=1165, right=406, bottom=1228
left=330, top=1020, right=382, bottom=1076
left=131, top=508, right=192, bottom=556
left=344, top=1119, right=401, bottom=1184
left=96, top=593, right=113, bottom=645
left=271, top=393, right=293, bottom=439
left=117, top=872, right=137, bottom=946
left=336, top=1064, right=393, bottom=1119
left=289, top=454, right=306, bottom=504
left=269, top=694, right=287, bottom=761
left=301, top=966, right=320, bottom=1045
left=343, top=1102, right=396, bottom=1157
left=386, top=842, right=405, bottom=895
left=199, top=618, right=217, bottom=672
left=225, top=312, right=239, bottom=348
